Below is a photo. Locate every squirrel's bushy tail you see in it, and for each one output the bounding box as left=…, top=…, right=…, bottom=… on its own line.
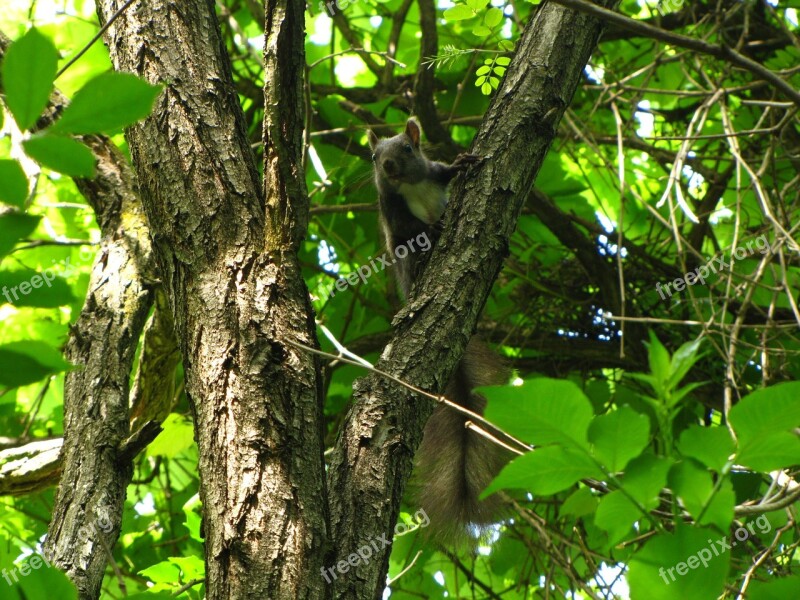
left=414, top=339, right=510, bottom=546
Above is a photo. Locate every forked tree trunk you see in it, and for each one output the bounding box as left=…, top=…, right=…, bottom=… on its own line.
left=93, top=1, right=329, bottom=598
left=40, top=0, right=614, bottom=597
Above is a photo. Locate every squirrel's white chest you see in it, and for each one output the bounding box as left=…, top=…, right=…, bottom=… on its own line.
left=397, top=181, right=447, bottom=225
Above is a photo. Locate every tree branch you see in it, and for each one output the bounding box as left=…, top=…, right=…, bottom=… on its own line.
left=551, top=0, right=800, bottom=107
left=414, top=0, right=460, bottom=156
left=0, top=30, right=159, bottom=598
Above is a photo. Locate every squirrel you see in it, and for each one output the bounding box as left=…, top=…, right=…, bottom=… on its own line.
left=368, top=118, right=509, bottom=545
left=368, top=118, right=479, bottom=296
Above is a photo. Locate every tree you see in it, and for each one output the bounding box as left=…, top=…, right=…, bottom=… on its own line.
left=0, top=0, right=798, bottom=599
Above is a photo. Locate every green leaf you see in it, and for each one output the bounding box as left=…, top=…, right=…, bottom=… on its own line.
left=140, top=560, right=182, bottom=583
left=443, top=5, right=476, bottom=21
left=677, top=425, right=734, bottom=472
left=644, top=331, right=670, bottom=391
left=496, top=56, right=511, bottom=65
left=730, top=382, right=800, bottom=470
left=595, top=490, right=637, bottom=543
left=0, top=341, right=71, bottom=389
left=472, top=25, right=492, bottom=37
left=668, top=460, right=713, bottom=520
left=730, top=382, right=800, bottom=438
left=0, top=212, right=40, bottom=258
left=0, top=269, right=75, bottom=307
left=14, top=560, right=78, bottom=600
left=668, top=337, right=703, bottom=388
left=560, top=487, right=598, bottom=517
left=588, top=405, right=650, bottom=472
left=670, top=381, right=707, bottom=407
left=51, top=72, right=161, bottom=135
left=466, top=0, right=486, bottom=10
left=493, top=66, right=506, bottom=77
left=484, top=7, right=503, bottom=28
left=483, top=378, right=594, bottom=449
left=747, top=576, right=800, bottom=600
left=628, top=525, right=729, bottom=600
left=475, top=76, right=486, bottom=86
left=147, top=414, right=196, bottom=458
left=4, top=340, right=72, bottom=372
left=23, top=134, right=95, bottom=177
left=183, top=496, right=203, bottom=543
left=701, top=478, right=735, bottom=531
left=168, top=555, right=204, bottom=580
left=620, top=453, right=672, bottom=508
left=475, top=65, right=491, bottom=76
left=1, top=28, right=58, bottom=130
left=734, top=432, right=800, bottom=472
left=483, top=446, right=601, bottom=497
left=0, top=160, right=29, bottom=208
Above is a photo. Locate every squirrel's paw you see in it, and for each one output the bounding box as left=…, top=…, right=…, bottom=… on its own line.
left=453, top=153, right=482, bottom=169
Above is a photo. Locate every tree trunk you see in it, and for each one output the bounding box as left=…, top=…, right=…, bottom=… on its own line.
left=94, top=1, right=329, bottom=598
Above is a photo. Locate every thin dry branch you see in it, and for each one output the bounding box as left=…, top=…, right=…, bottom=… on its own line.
left=551, top=0, right=800, bottom=107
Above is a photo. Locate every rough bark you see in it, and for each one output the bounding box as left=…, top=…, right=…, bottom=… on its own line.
left=43, top=206, right=153, bottom=599
left=129, top=289, right=181, bottom=432
left=0, top=438, right=62, bottom=495
left=42, top=138, right=156, bottom=599
left=326, top=2, right=615, bottom=597
left=94, top=1, right=328, bottom=598
left=0, top=29, right=158, bottom=599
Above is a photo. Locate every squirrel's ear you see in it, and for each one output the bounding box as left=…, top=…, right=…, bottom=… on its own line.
left=367, top=129, right=380, bottom=151
left=405, top=118, right=421, bottom=147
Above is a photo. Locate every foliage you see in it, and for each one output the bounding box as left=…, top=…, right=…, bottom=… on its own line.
left=1, top=0, right=799, bottom=598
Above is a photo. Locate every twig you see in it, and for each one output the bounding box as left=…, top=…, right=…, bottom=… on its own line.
left=736, top=520, right=796, bottom=599
left=736, top=484, right=800, bottom=516
left=549, top=0, right=800, bottom=108
left=286, top=339, right=531, bottom=454
left=386, top=551, right=422, bottom=586
left=465, top=421, right=526, bottom=456
left=173, top=578, right=205, bottom=596
left=12, top=239, right=97, bottom=252
left=310, top=202, right=377, bottom=215
left=56, top=0, right=139, bottom=79
left=308, top=47, right=406, bottom=70
left=317, top=322, right=373, bottom=368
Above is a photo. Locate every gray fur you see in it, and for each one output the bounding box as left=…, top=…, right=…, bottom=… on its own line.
left=414, top=339, right=510, bottom=546
left=369, top=118, right=508, bottom=546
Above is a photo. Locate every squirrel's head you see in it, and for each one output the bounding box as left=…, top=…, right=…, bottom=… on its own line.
left=368, top=118, right=428, bottom=185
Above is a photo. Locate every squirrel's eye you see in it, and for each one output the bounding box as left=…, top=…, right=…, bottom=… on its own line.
left=403, top=144, right=412, bottom=153
left=371, top=153, right=376, bottom=162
